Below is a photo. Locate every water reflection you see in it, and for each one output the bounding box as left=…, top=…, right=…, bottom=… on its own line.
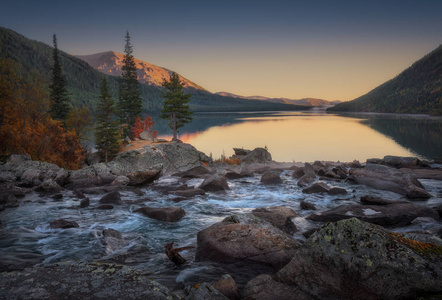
left=154, top=111, right=442, bottom=162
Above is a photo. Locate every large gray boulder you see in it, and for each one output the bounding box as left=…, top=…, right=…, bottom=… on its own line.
left=349, top=164, right=432, bottom=199
left=0, top=158, right=61, bottom=186
left=195, top=214, right=301, bottom=269
left=243, top=274, right=312, bottom=300
left=251, top=206, right=297, bottom=234
left=239, top=147, right=272, bottom=164
left=0, top=261, right=173, bottom=300
left=306, top=201, right=439, bottom=227
left=199, top=174, right=230, bottom=192
left=108, top=143, right=212, bottom=176
left=276, top=218, right=442, bottom=300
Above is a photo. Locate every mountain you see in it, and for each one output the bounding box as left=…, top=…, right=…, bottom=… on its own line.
left=76, top=51, right=206, bottom=91
left=215, top=92, right=340, bottom=106
left=328, top=45, right=442, bottom=115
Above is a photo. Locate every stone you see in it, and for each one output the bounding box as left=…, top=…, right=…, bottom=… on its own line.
left=212, top=274, right=241, bottom=300
left=54, top=168, right=70, bottom=186
left=306, top=201, right=439, bottom=227
left=0, top=171, right=16, bottom=183
left=173, top=166, right=212, bottom=178
left=243, top=274, right=312, bottom=300
left=7, top=154, right=31, bottom=163
left=199, top=174, right=230, bottom=191
left=349, top=164, right=432, bottom=200
left=252, top=206, right=297, bottom=234
left=0, top=194, right=18, bottom=209
left=302, top=182, right=330, bottom=194
left=79, top=198, right=90, bottom=208
left=73, top=189, right=86, bottom=199
left=20, top=168, right=42, bottom=186
left=327, top=187, right=348, bottom=195
left=96, top=204, right=114, bottom=210
left=183, top=282, right=229, bottom=300
left=239, top=147, right=272, bottom=163
left=86, top=151, right=102, bottom=165
left=300, top=200, right=317, bottom=210
left=303, top=163, right=316, bottom=177
left=400, top=168, right=442, bottom=180
left=233, top=148, right=251, bottom=156
left=0, top=261, right=173, bottom=300
left=292, top=168, right=305, bottom=179
left=135, top=207, right=185, bottom=222
left=49, top=219, right=79, bottom=229
left=297, top=175, right=315, bottom=187
left=276, top=218, right=442, bottom=300
left=111, top=175, right=130, bottom=186
left=172, top=188, right=206, bottom=198
left=36, top=179, right=62, bottom=193
left=360, top=195, right=397, bottom=205
left=127, top=170, right=160, bottom=186
left=225, top=171, right=246, bottom=179
left=139, top=130, right=154, bottom=141
left=102, top=228, right=125, bottom=253
left=383, top=155, right=420, bottom=168
left=195, top=214, right=301, bottom=269
left=99, top=191, right=121, bottom=205
left=260, top=170, right=283, bottom=185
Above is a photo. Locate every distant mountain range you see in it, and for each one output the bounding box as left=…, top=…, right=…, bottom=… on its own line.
left=328, top=44, right=442, bottom=115
left=0, top=27, right=310, bottom=114
left=216, top=92, right=341, bottom=106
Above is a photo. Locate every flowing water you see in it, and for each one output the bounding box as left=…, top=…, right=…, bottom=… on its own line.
left=1, top=171, right=441, bottom=295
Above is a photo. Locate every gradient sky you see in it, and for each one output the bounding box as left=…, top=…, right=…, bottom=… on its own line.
left=1, top=0, right=441, bottom=101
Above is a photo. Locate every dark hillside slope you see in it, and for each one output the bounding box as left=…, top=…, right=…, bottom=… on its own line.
left=328, top=45, right=442, bottom=115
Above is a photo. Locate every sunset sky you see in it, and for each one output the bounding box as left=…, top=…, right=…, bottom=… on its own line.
left=1, top=0, right=441, bottom=101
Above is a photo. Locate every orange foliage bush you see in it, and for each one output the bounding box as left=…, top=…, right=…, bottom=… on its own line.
left=131, top=115, right=158, bottom=139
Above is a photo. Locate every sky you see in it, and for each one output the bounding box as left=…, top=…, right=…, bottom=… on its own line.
left=1, top=0, right=441, bottom=101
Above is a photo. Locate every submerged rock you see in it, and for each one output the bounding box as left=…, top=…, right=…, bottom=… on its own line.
left=260, top=170, right=283, bottom=185
left=195, top=214, right=301, bottom=269
left=135, top=207, right=185, bottom=222
left=0, top=261, right=173, bottom=300
left=49, top=219, right=79, bottom=229
left=276, top=218, right=442, bottom=300
left=99, top=191, right=121, bottom=205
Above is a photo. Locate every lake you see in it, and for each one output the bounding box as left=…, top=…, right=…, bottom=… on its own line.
left=154, top=109, right=442, bottom=162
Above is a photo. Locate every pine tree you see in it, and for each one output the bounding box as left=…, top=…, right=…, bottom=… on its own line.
left=95, top=78, right=120, bottom=162
left=118, top=31, right=142, bottom=137
left=160, top=72, right=193, bottom=141
left=49, top=34, right=70, bottom=121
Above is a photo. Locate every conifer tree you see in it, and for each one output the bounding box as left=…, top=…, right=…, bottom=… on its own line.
left=160, top=72, right=193, bottom=141
left=95, top=78, right=120, bottom=162
left=118, top=31, right=142, bottom=137
left=49, top=34, right=70, bottom=121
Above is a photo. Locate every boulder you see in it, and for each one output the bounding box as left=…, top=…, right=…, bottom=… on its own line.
left=300, top=200, right=317, bottom=210
left=327, top=187, right=348, bottom=195
left=183, top=282, right=229, bottom=300
left=303, top=163, right=316, bottom=177
left=127, top=170, right=160, bottom=186
left=20, top=168, right=43, bottom=186
left=239, top=147, right=272, bottom=163
left=199, top=174, right=230, bottom=192
left=135, top=207, right=185, bottom=222
left=276, top=218, right=442, bottom=300
left=0, top=171, right=16, bottom=183
left=260, top=170, right=282, bottom=185
left=73, top=189, right=86, bottom=199
left=360, top=195, right=397, bottom=205
left=54, top=168, right=70, bottom=186
left=243, top=274, right=312, bottom=300
left=225, top=171, right=246, bottom=179
left=111, top=175, right=130, bottom=186
left=173, top=166, right=213, bottom=178
left=171, top=188, right=206, bottom=198
left=302, top=182, right=330, bottom=194
left=349, top=164, right=432, bottom=199
left=96, top=204, right=114, bottom=210
left=400, top=168, right=442, bottom=180
left=86, top=151, right=102, bottom=165
left=36, top=179, right=62, bottom=193
left=233, top=148, right=251, bottom=156
left=139, top=130, right=154, bottom=141
left=102, top=228, right=125, bottom=253
left=297, top=175, right=315, bottom=187
left=79, top=198, right=90, bottom=208
left=99, top=191, right=121, bottom=205
left=307, top=201, right=439, bottom=227
left=49, top=219, right=79, bottom=229
left=292, top=167, right=305, bottom=179
left=7, top=154, right=31, bottom=163
left=252, top=206, right=297, bottom=234
left=195, top=214, right=301, bottom=269
left=383, top=155, right=420, bottom=168
left=212, top=274, right=241, bottom=300
left=0, top=194, right=18, bottom=209
left=0, top=261, right=173, bottom=300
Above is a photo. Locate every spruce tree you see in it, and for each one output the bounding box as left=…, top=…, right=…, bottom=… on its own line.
left=160, top=72, right=193, bottom=141
left=95, top=78, right=120, bottom=162
left=49, top=34, right=70, bottom=121
left=118, top=31, right=142, bottom=137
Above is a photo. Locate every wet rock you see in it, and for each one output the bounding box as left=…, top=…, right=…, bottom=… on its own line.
left=132, top=188, right=144, bottom=196
left=239, top=147, right=272, bottom=164
left=172, top=188, right=206, bottom=198
left=135, top=207, right=185, bottom=222
left=111, top=175, right=130, bottom=186
left=276, top=218, right=442, bottom=300
left=99, top=191, right=121, bottom=205
left=243, top=274, right=312, bottom=300
left=437, top=204, right=442, bottom=218
left=196, top=214, right=301, bottom=269
left=346, top=160, right=363, bottom=168
left=199, top=174, right=230, bottom=192
left=127, top=170, right=161, bottom=186
left=327, top=187, right=348, bottom=195
left=225, top=171, right=246, bottom=179
left=0, top=261, right=173, bottom=300
left=49, top=219, right=79, bottom=229
left=302, top=228, right=318, bottom=239
left=102, top=228, right=125, bottom=253
left=54, top=168, right=70, bottom=186
left=183, top=282, right=229, bottom=300
left=252, top=206, right=297, bottom=234
left=297, top=175, right=315, bottom=187
left=79, top=197, right=90, bottom=208
left=173, top=166, right=212, bottom=178
left=36, top=179, right=62, bottom=193
left=349, top=164, right=432, bottom=200
left=292, top=167, right=305, bottom=179
left=96, top=204, right=114, bottom=210
left=212, top=274, right=241, bottom=300
left=300, top=200, right=317, bottom=210
left=302, top=182, right=330, bottom=194
left=51, top=194, right=63, bottom=201
left=73, top=189, right=86, bottom=199
left=306, top=201, right=439, bottom=227
left=383, top=155, right=420, bottom=168
left=303, top=163, right=316, bottom=177
left=0, top=194, right=18, bottom=209
left=360, top=195, right=397, bottom=205
left=260, top=170, right=282, bottom=185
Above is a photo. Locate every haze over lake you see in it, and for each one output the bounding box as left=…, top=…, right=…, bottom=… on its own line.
left=156, top=110, right=442, bottom=162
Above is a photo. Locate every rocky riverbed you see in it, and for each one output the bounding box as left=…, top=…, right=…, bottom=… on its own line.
left=0, top=142, right=441, bottom=299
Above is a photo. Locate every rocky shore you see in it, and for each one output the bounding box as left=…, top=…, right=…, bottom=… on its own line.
left=0, top=141, right=441, bottom=299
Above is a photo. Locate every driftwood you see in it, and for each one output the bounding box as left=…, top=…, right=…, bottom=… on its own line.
left=164, top=242, right=194, bottom=265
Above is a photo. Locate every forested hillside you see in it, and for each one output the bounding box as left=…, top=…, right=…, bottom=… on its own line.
left=328, top=45, right=442, bottom=115
left=0, top=27, right=309, bottom=114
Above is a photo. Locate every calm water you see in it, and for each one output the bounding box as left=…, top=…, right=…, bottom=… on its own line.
left=155, top=109, right=442, bottom=162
